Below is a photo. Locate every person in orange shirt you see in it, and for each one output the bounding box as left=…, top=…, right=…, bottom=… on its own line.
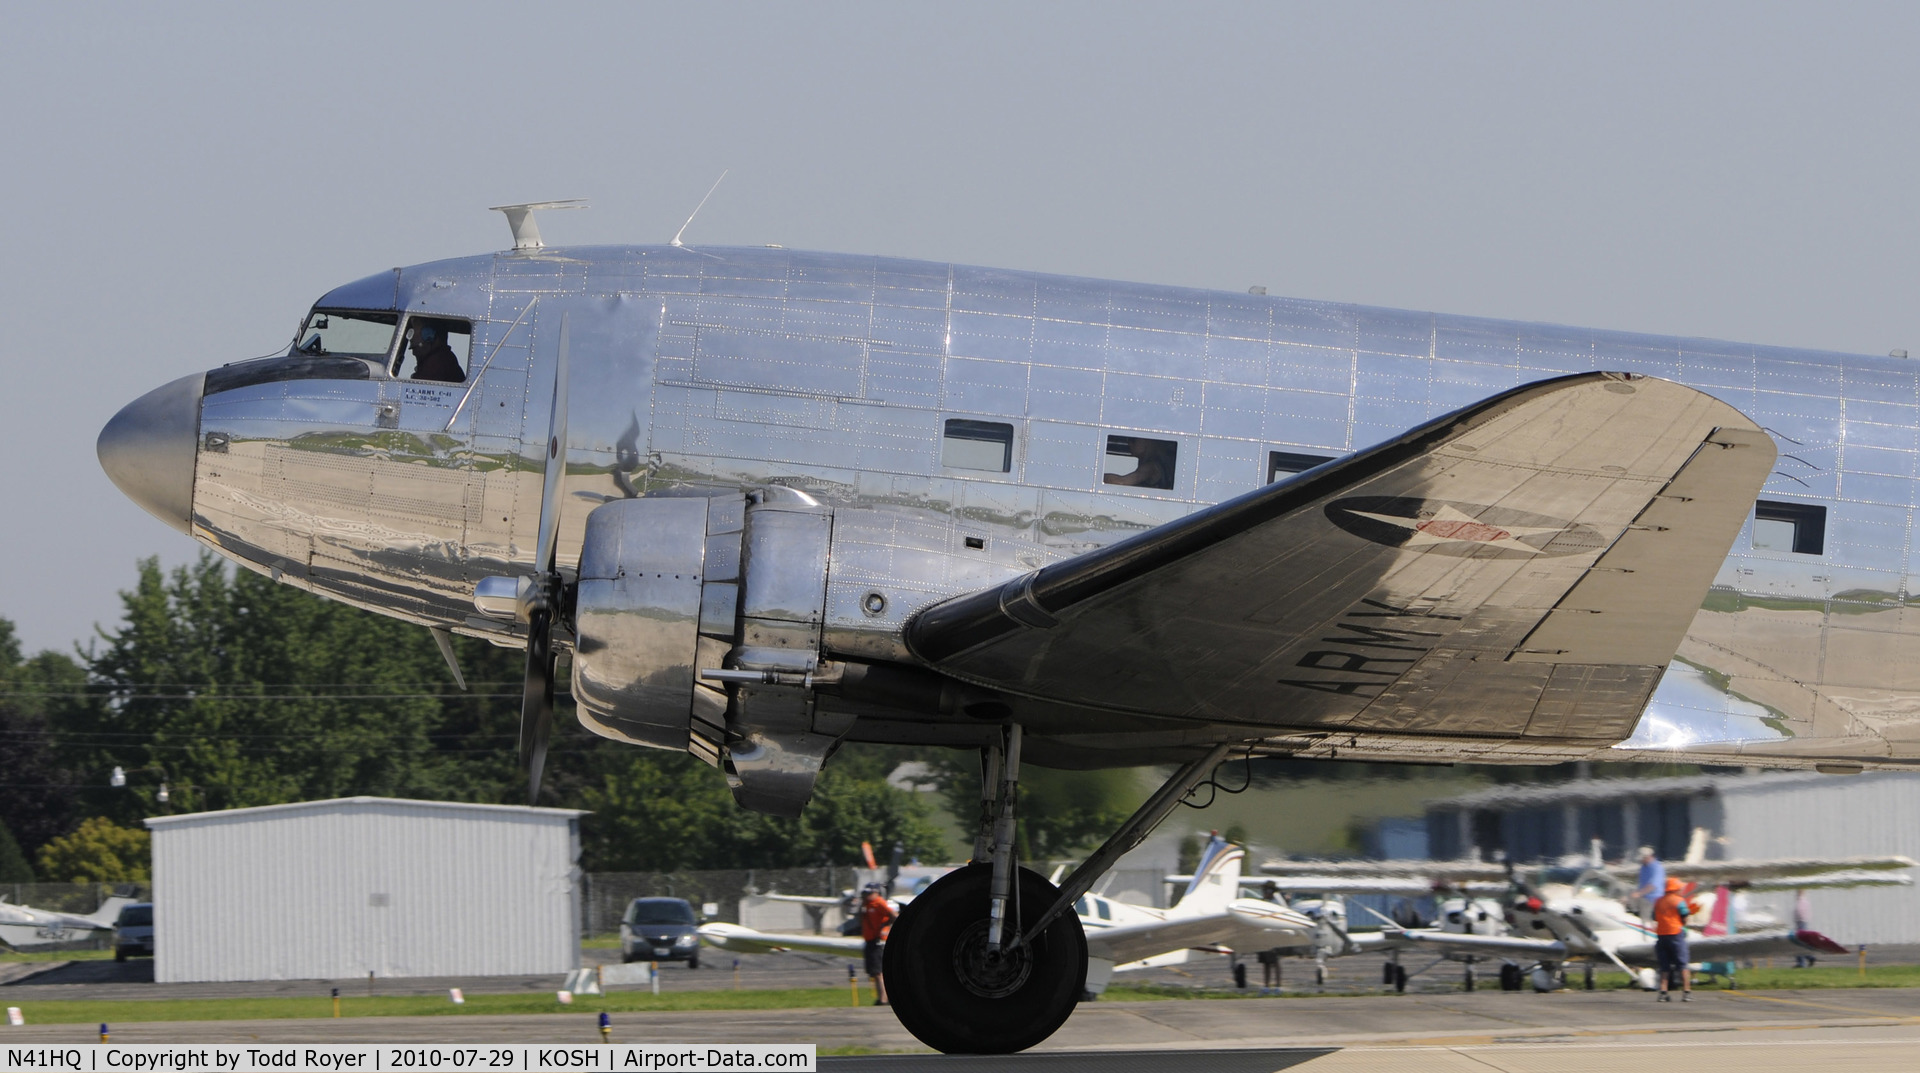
left=1652, top=877, right=1695, bottom=1001
left=859, top=885, right=896, bottom=1006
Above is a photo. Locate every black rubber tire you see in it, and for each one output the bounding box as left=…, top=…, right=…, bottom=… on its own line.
left=688, top=955, right=699, bottom=970
left=1500, top=963, right=1521, bottom=991
left=882, top=863, right=1086, bottom=1054
left=115, top=950, right=127, bottom=963
left=1393, top=965, right=1408, bottom=992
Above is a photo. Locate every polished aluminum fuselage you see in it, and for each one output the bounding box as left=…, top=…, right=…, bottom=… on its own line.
left=187, top=244, right=1920, bottom=766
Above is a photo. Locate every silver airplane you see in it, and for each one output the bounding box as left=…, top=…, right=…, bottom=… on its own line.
left=96, top=203, right=1920, bottom=1052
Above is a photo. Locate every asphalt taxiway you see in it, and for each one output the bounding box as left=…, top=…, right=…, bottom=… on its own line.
left=6, top=988, right=1920, bottom=1070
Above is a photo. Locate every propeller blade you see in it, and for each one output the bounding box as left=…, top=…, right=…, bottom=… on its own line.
left=520, top=607, right=556, bottom=804
left=534, top=313, right=571, bottom=574
left=520, top=311, right=570, bottom=805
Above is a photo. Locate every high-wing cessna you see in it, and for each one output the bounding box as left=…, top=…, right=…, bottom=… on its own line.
left=98, top=203, right=1920, bottom=1052
left=0, top=895, right=133, bottom=950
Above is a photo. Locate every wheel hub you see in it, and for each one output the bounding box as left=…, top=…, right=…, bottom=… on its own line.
left=950, top=919, right=1033, bottom=998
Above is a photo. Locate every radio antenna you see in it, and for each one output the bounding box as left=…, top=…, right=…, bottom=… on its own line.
left=670, top=170, right=729, bottom=247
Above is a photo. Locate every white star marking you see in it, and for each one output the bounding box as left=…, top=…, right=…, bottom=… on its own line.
left=1346, top=504, right=1569, bottom=554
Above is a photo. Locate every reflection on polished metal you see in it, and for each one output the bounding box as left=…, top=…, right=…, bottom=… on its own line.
left=101, top=238, right=1920, bottom=791
left=97, top=371, right=203, bottom=535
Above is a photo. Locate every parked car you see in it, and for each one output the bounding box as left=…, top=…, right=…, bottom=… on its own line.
left=620, top=897, right=701, bottom=967
left=113, top=902, right=153, bottom=962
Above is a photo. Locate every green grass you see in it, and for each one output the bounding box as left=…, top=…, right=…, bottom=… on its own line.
left=11, top=965, right=1920, bottom=1026
left=1696, top=963, right=1920, bottom=990
left=9, top=988, right=871, bottom=1026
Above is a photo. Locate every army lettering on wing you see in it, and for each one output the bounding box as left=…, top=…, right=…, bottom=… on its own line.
left=1276, top=598, right=1451, bottom=697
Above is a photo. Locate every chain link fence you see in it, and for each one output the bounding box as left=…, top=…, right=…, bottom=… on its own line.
left=581, top=869, right=866, bottom=938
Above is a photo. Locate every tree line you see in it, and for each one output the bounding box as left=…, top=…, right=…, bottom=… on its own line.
left=0, top=555, right=964, bottom=881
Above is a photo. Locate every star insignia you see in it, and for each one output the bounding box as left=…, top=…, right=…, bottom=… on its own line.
left=1345, top=503, right=1569, bottom=555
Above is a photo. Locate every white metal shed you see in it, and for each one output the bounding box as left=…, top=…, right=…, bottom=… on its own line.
left=145, top=797, right=584, bottom=982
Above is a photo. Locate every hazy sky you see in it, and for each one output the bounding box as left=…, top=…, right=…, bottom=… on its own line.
left=5, top=2, right=1918, bottom=655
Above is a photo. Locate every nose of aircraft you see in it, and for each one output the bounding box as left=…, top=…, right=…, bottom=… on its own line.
left=97, top=372, right=205, bottom=535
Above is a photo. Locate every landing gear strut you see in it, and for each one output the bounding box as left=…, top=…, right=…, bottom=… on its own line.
left=884, top=726, right=1086, bottom=1054
left=885, top=730, right=1236, bottom=1053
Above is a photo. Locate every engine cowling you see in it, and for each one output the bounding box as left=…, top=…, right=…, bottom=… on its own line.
left=570, top=490, right=851, bottom=817
left=571, top=494, right=742, bottom=762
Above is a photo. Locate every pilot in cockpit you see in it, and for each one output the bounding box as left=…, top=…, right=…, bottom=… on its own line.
left=406, top=321, right=465, bottom=383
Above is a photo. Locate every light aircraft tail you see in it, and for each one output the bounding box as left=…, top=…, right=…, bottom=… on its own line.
left=82, top=896, right=134, bottom=929
left=1702, top=885, right=1731, bottom=937
left=1171, top=833, right=1243, bottom=918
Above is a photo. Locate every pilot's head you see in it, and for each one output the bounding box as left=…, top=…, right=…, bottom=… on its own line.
left=410, top=322, right=442, bottom=353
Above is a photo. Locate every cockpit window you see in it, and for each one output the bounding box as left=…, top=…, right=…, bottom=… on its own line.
left=296, top=309, right=398, bottom=360
left=394, top=316, right=471, bottom=384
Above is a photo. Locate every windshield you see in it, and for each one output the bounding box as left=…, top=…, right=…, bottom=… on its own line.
left=625, top=899, right=695, bottom=926
left=295, top=309, right=397, bottom=359
left=117, top=905, right=152, bottom=927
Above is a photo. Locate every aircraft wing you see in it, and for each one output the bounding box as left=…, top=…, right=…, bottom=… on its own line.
left=908, top=374, right=1774, bottom=753
left=1615, top=929, right=1848, bottom=966
left=696, top=922, right=864, bottom=958
left=1259, top=860, right=1508, bottom=881
left=1257, top=876, right=1509, bottom=897
left=1740, top=871, right=1913, bottom=892
left=756, top=893, right=847, bottom=908
left=1608, top=856, right=1915, bottom=885
left=1370, top=928, right=1570, bottom=961
left=1084, top=902, right=1315, bottom=966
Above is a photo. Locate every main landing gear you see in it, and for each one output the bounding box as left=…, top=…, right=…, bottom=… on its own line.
left=884, top=728, right=1234, bottom=1054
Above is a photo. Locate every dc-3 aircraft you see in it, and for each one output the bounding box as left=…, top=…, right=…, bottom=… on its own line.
left=1262, top=847, right=1912, bottom=992
left=98, top=202, right=1920, bottom=1051
left=701, top=835, right=1314, bottom=996
left=0, top=895, right=133, bottom=950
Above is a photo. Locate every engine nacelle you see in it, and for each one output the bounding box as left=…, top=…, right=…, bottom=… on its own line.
left=571, top=489, right=852, bottom=817
left=571, top=494, right=742, bottom=761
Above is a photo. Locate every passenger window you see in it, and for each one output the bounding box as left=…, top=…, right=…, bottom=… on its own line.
left=1269, top=450, right=1335, bottom=483
left=1103, top=434, right=1177, bottom=490
left=1752, top=500, right=1826, bottom=555
left=296, top=309, right=397, bottom=360
left=395, top=316, right=472, bottom=384
left=1096, top=900, right=1112, bottom=921
left=942, top=419, right=1014, bottom=472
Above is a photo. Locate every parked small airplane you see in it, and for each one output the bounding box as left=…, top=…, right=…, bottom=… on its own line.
left=0, top=895, right=134, bottom=950
left=98, top=202, right=1920, bottom=1051
left=703, top=835, right=1316, bottom=996
left=1261, top=851, right=1910, bottom=990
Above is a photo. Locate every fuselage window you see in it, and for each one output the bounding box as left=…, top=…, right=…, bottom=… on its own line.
left=942, top=418, right=1014, bottom=472
left=1103, top=434, right=1177, bottom=489
left=394, top=316, right=472, bottom=384
left=1096, top=899, right=1112, bottom=921
left=1269, top=450, right=1335, bottom=483
left=1752, top=500, right=1826, bottom=555
left=296, top=309, right=397, bottom=360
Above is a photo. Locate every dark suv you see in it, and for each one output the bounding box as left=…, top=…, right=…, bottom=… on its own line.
left=113, top=902, right=154, bottom=962
left=619, top=897, right=701, bottom=967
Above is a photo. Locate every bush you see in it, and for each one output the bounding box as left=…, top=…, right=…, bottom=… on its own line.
left=35, top=817, right=150, bottom=883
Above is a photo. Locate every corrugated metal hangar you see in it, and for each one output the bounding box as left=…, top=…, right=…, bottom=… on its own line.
left=1425, top=772, right=1920, bottom=944
left=145, top=797, right=584, bottom=982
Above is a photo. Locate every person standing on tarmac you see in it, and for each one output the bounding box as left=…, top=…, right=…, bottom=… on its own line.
left=1653, top=878, right=1695, bottom=1002
left=859, top=884, right=896, bottom=1006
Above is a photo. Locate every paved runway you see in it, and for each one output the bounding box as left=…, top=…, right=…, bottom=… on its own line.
left=7, top=988, right=1920, bottom=1069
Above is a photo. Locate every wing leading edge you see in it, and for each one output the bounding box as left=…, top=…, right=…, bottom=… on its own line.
left=908, top=373, right=1774, bottom=747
